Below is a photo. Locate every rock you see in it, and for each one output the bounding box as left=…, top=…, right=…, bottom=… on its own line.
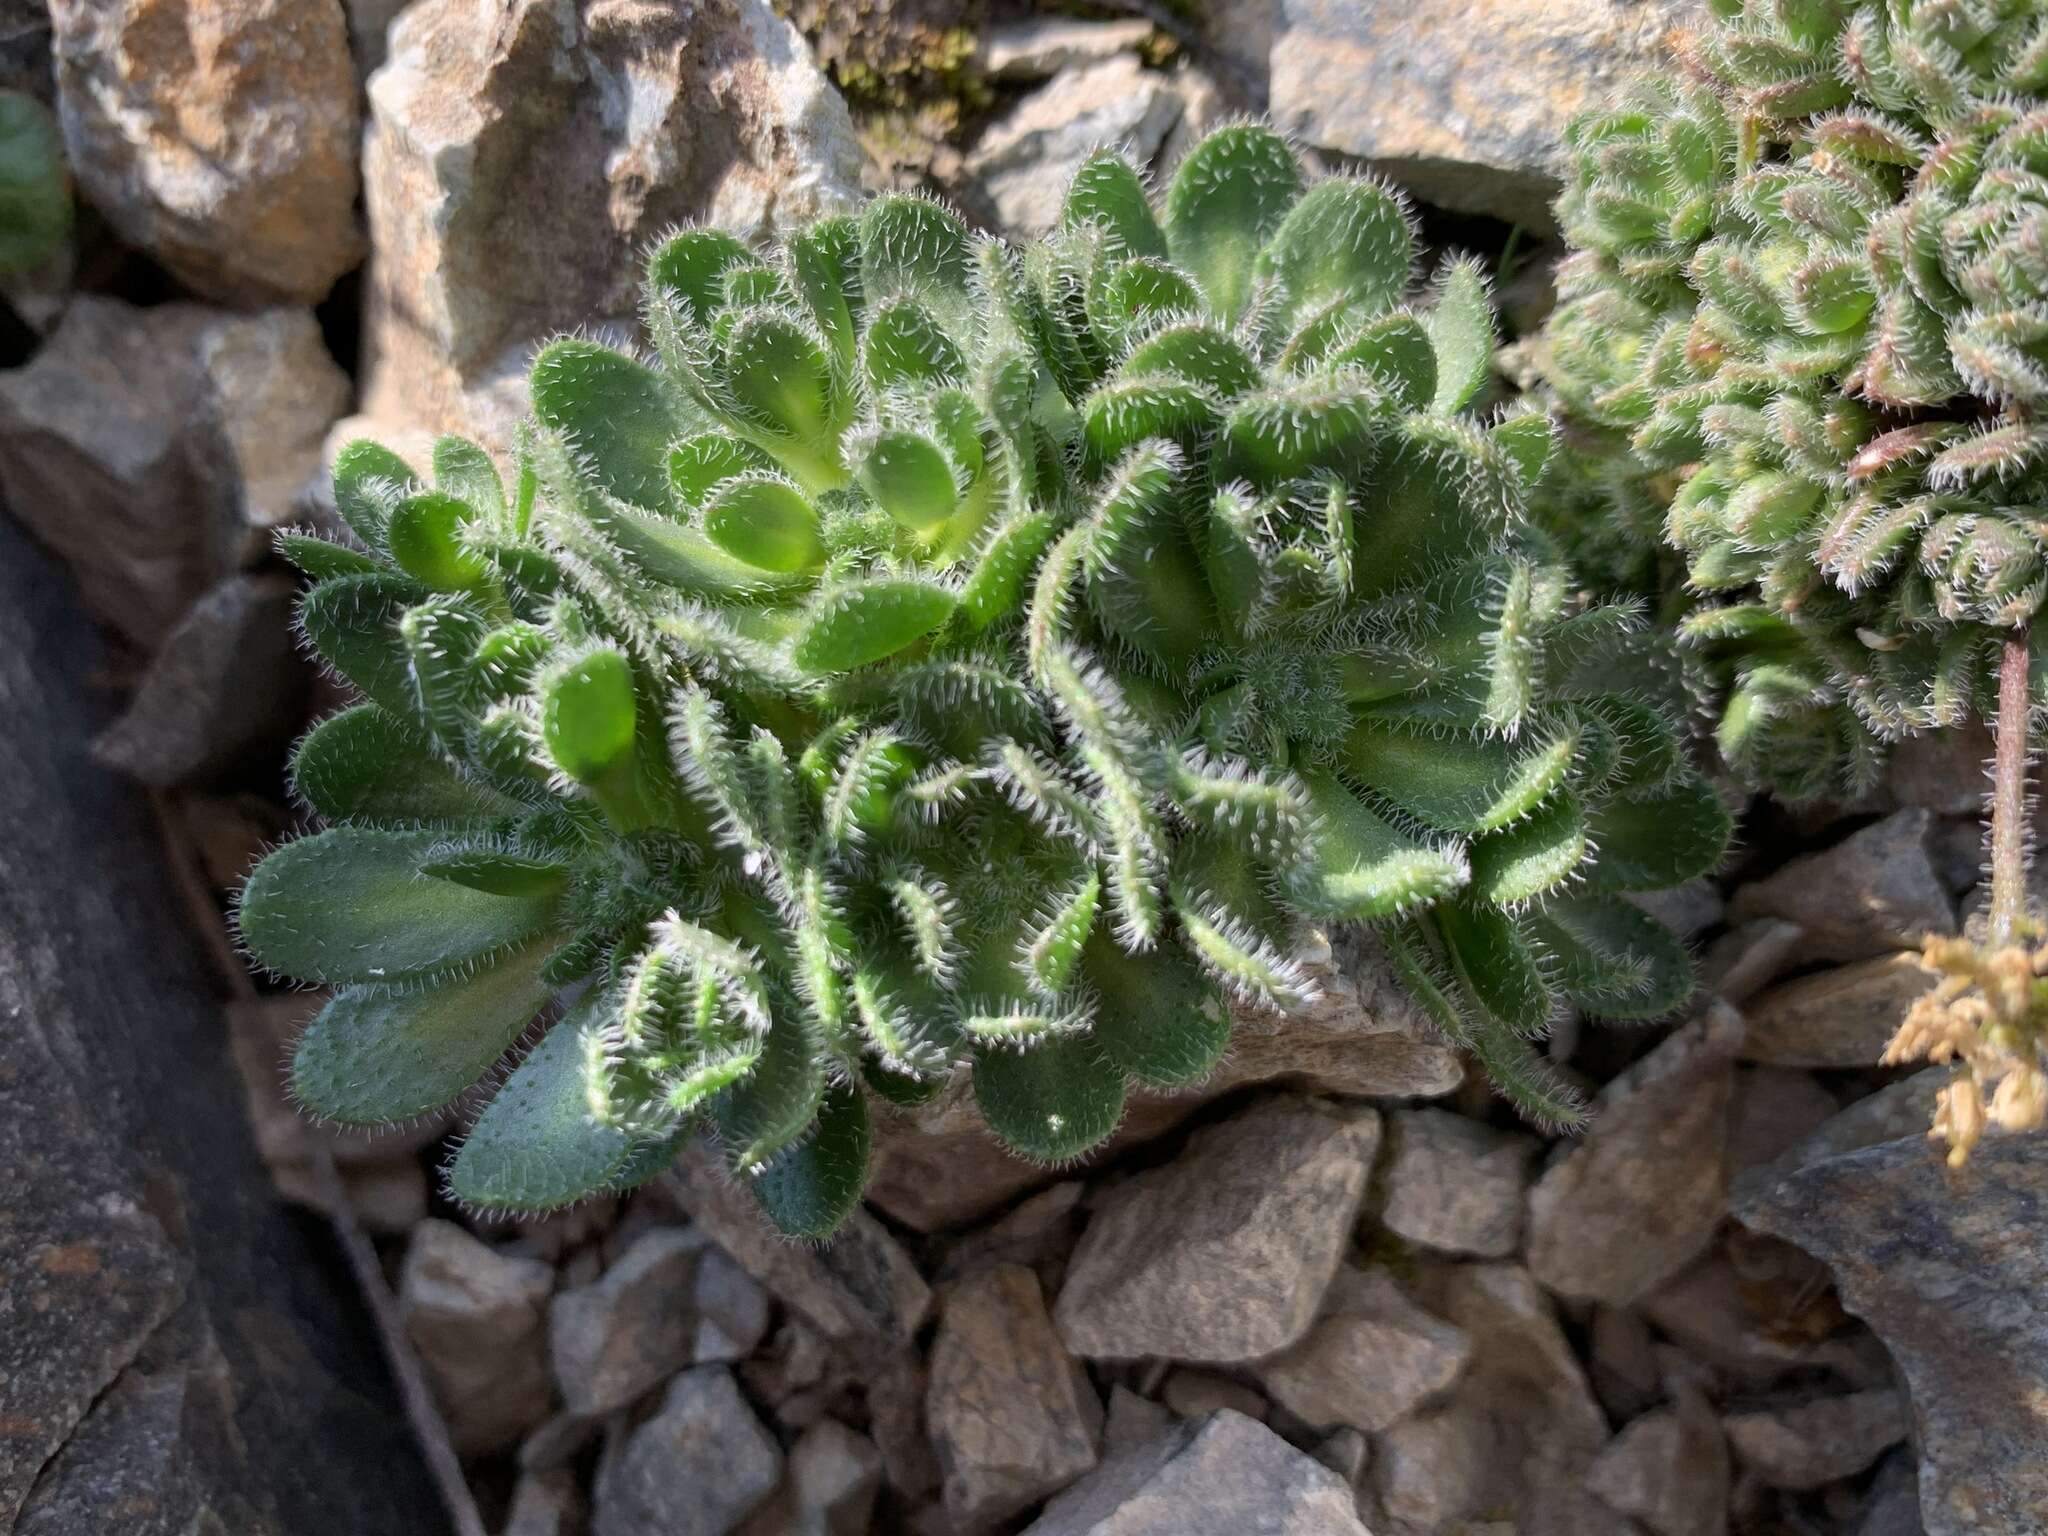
left=691, top=1245, right=772, bottom=1364
left=1723, top=1390, right=1907, bottom=1491
left=1431, top=1262, right=1626, bottom=1536
left=1588, top=1306, right=1662, bottom=1423
left=1054, top=1096, right=1381, bottom=1362
left=397, top=1218, right=556, bottom=1458
left=358, top=0, right=863, bottom=454
left=593, top=1367, right=782, bottom=1536
left=663, top=1140, right=930, bottom=1349
left=1252, top=1264, right=1470, bottom=1433
left=1700, top=918, right=1807, bottom=1005
left=928, top=1264, right=1102, bottom=1529
left=551, top=1227, right=709, bottom=1417
left=963, top=56, right=1182, bottom=236
left=1021, top=1412, right=1372, bottom=1536
left=1378, top=1108, right=1537, bottom=1258
left=1370, top=1399, right=1500, bottom=1535
left=1740, top=953, right=1938, bottom=1069
left=1101, top=1387, right=1174, bottom=1457
left=1857, top=1453, right=1924, bottom=1536
left=1626, top=877, right=1726, bottom=941
left=868, top=928, right=1457, bottom=1232
left=1733, top=1075, right=1947, bottom=1203
left=1267, top=0, right=1693, bottom=229
left=1730, top=811, right=1957, bottom=962
left=938, top=1181, right=1086, bottom=1287
left=505, top=1469, right=586, bottom=1536
left=0, top=299, right=348, bottom=647
left=1159, top=1369, right=1267, bottom=1422
left=90, top=573, right=305, bottom=787
left=976, top=16, right=1154, bottom=80
left=1888, top=722, right=1992, bottom=816
left=346, top=0, right=407, bottom=81
left=867, top=1351, right=944, bottom=1501
left=1524, top=1005, right=1743, bottom=1307
left=521, top=1410, right=602, bottom=1473
left=339, top=1157, right=428, bottom=1233
left=1312, top=1425, right=1371, bottom=1485
left=1585, top=1392, right=1730, bottom=1536
left=1735, top=1133, right=2048, bottom=1532
left=0, top=512, right=445, bottom=1532
left=734, top=1419, right=883, bottom=1536
left=1637, top=1252, right=1830, bottom=1392
left=1723, top=1067, right=1843, bottom=1182
left=51, top=0, right=361, bottom=304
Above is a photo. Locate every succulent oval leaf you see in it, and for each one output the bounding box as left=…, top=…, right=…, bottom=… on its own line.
left=972, top=1034, right=1126, bottom=1163
left=751, top=1082, right=872, bottom=1238
left=241, top=826, right=563, bottom=986
left=292, top=705, right=522, bottom=825
left=292, top=944, right=554, bottom=1125
left=1163, top=123, right=1306, bottom=321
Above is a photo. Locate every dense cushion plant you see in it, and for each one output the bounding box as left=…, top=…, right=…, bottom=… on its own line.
left=240, top=126, right=1726, bottom=1236
left=1527, top=0, right=2048, bottom=1154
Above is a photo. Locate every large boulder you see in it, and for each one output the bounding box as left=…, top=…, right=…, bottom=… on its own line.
left=49, top=0, right=363, bottom=304
left=0, top=509, right=444, bottom=1532
left=356, top=0, right=865, bottom=455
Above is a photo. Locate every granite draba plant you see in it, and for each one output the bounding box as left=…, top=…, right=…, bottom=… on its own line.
left=239, top=126, right=1728, bottom=1235
left=1531, top=0, right=2048, bottom=1156
left=985, top=125, right=1730, bottom=1127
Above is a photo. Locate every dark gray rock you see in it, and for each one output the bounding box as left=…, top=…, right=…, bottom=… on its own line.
left=928, top=1264, right=1102, bottom=1528
left=690, top=1244, right=771, bottom=1364
left=550, top=1226, right=707, bottom=1417
left=1020, top=1412, right=1372, bottom=1535
left=1378, top=1108, right=1537, bottom=1258
left=1736, top=1133, right=2048, bottom=1532
left=1730, top=810, right=1957, bottom=962
left=1888, top=721, right=1992, bottom=816
left=1525, top=1004, right=1742, bottom=1306
left=1054, top=1096, right=1380, bottom=1362
left=1723, top=1389, right=1906, bottom=1491
left=593, top=1367, right=782, bottom=1536
left=1100, top=1387, right=1173, bottom=1458
left=1857, top=1453, right=1925, bottom=1536
left=398, top=1218, right=556, bottom=1457
left=0, top=508, right=443, bottom=1531
left=91, top=573, right=306, bottom=788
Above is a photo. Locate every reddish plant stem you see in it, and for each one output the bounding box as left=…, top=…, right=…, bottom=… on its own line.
left=1989, top=631, right=2033, bottom=950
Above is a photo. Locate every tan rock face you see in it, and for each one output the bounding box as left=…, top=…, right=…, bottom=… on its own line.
left=1268, top=0, right=1696, bottom=229
left=50, top=0, right=363, bottom=304
left=357, top=0, right=864, bottom=453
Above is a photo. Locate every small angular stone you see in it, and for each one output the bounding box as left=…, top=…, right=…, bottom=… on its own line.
left=1723, top=1390, right=1907, bottom=1491
left=51, top=0, right=363, bottom=303
left=928, top=1264, right=1102, bottom=1529
left=1021, top=1412, right=1371, bottom=1536
left=1159, top=1369, right=1267, bottom=1423
left=734, top=1420, right=884, bottom=1536
left=1723, top=1067, right=1843, bottom=1183
left=1729, top=810, right=1957, bottom=962
left=593, top=1367, right=781, bottom=1536
left=1101, top=1387, right=1172, bottom=1457
left=663, top=1141, right=930, bottom=1348
left=1699, top=919, right=1806, bottom=1004
left=1054, top=1097, right=1380, bottom=1362
left=1525, top=1005, right=1742, bottom=1306
left=92, top=574, right=306, bottom=788
left=691, top=1245, right=771, bottom=1364
left=1378, top=1108, right=1537, bottom=1258
left=397, top=1219, right=555, bottom=1458
left=1741, top=954, right=1938, bottom=1069
left=551, top=1227, right=706, bottom=1417
left=963, top=56, right=1182, bottom=235
left=976, top=16, right=1154, bottom=79
left=1586, top=1393, right=1730, bottom=1536
left=1888, top=722, right=1992, bottom=816
left=1253, top=1265, right=1469, bottom=1433
left=1371, top=1400, right=1500, bottom=1535
left=505, top=1469, right=585, bottom=1536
